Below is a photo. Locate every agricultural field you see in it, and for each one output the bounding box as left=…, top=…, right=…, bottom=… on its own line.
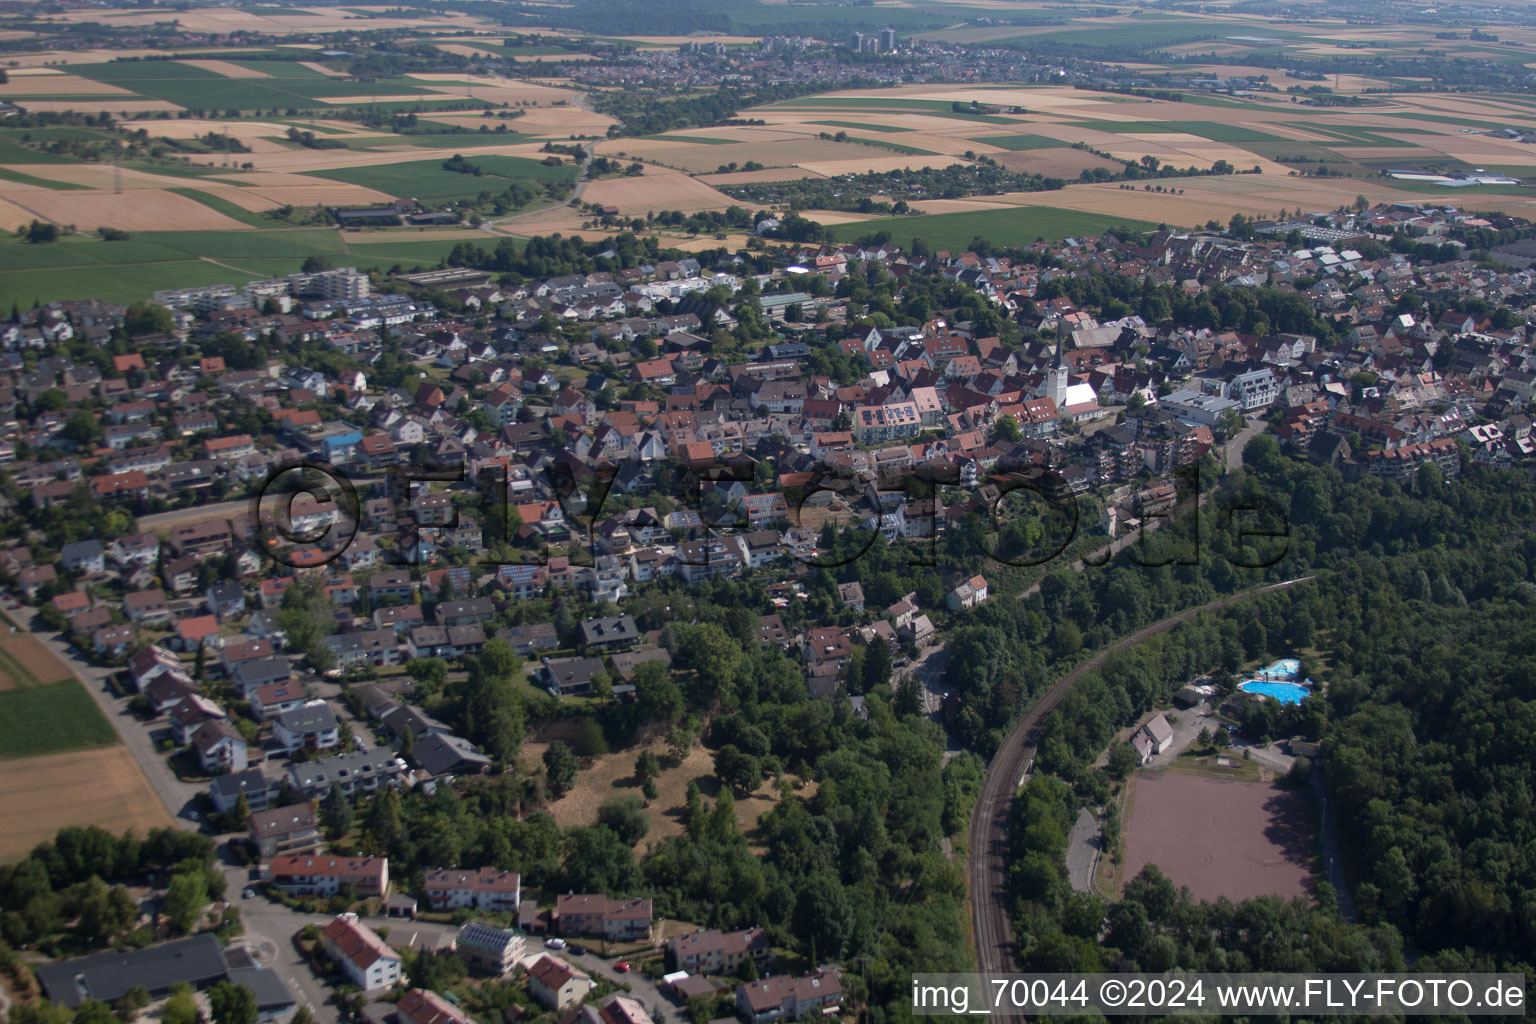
left=0, top=679, right=117, bottom=759
left=310, top=154, right=577, bottom=201
left=827, top=205, right=1162, bottom=250
left=0, top=746, right=177, bottom=862
left=5, top=4, right=1536, bottom=297
left=0, top=229, right=486, bottom=304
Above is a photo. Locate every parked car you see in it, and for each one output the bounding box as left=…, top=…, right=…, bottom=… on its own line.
left=568, top=944, right=587, bottom=956
left=242, top=889, right=256, bottom=899
left=615, top=962, right=631, bottom=973
left=545, top=938, right=567, bottom=950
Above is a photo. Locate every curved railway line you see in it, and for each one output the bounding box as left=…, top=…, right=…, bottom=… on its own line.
left=966, top=575, right=1315, bottom=1019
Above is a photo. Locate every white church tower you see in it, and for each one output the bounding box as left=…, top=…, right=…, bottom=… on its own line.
left=1040, top=322, right=1069, bottom=406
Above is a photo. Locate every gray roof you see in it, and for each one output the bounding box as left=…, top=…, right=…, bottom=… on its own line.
left=231, top=656, right=291, bottom=686
left=413, top=733, right=492, bottom=776
left=225, top=967, right=296, bottom=1012
left=287, top=748, right=401, bottom=793
left=36, top=934, right=229, bottom=1008
left=61, top=539, right=104, bottom=560
left=275, top=702, right=338, bottom=734
left=209, top=767, right=271, bottom=802
left=578, top=615, right=639, bottom=645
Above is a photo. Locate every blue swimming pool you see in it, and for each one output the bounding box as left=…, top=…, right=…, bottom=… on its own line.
left=1240, top=680, right=1310, bottom=705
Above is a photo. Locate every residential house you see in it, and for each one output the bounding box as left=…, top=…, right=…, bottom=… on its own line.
left=667, top=927, right=771, bottom=974
left=525, top=955, right=594, bottom=1010
left=286, top=749, right=407, bottom=800
left=271, top=857, right=390, bottom=899
left=736, top=971, right=842, bottom=1024
left=395, top=989, right=474, bottom=1024
left=192, top=720, right=249, bottom=775
left=451, top=922, right=526, bottom=977
left=317, top=914, right=401, bottom=992
left=556, top=894, right=652, bottom=941
left=248, top=805, right=323, bottom=859
left=422, top=868, right=521, bottom=913
left=272, top=701, right=341, bottom=753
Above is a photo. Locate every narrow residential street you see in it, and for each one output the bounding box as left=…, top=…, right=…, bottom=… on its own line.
left=10, top=607, right=204, bottom=821
left=4, top=607, right=344, bottom=1023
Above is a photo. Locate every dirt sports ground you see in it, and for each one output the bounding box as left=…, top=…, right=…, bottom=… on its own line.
left=0, top=747, right=176, bottom=862
left=1120, top=772, right=1315, bottom=903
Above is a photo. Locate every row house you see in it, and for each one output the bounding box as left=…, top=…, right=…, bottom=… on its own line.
left=422, top=868, right=521, bottom=912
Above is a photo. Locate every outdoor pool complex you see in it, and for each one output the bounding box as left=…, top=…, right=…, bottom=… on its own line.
left=1238, top=658, right=1311, bottom=705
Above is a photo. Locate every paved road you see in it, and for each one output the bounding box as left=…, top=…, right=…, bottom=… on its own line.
left=564, top=948, right=680, bottom=1024
left=966, top=576, right=1315, bottom=1016
left=1313, top=765, right=1357, bottom=921
left=1066, top=808, right=1100, bottom=893
left=483, top=93, right=598, bottom=238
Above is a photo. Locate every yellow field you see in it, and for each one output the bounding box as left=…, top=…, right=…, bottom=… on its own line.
left=0, top=746, right=176, bottom=863
left=0, top=189, right=251, bottom=231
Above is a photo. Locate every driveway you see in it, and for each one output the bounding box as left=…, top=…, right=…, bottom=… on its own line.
left=1066, top=807, right=1100, bottom=892
left=562, top=947, right=682, bottom=1024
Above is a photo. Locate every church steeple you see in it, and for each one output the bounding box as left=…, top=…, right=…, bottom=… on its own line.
left=1041, top=320, right=1069, bottom=405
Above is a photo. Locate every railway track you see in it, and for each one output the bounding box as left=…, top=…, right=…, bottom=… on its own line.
left=966, top=576, right=1315, bottom=1020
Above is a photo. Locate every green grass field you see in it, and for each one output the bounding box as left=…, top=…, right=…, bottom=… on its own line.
left=0, top=167, right=89, bottom=190
left=169, top=188, right=277, bottom=227
left=72, top=59, right=436, bottom=111
left=649, top=134, right=740, bottom=145
left=810, top=121, right=914, bottom=134
left=975, top=134, right=1072, bottom=151
left=828, top=206, right=1161, bottom=250
left=848, top=137, right=937, bottom=155
left=311, top=154, right=577, bottom=200
left=0, top=228, right=478, bottom=303
left=0, top=136, right=85, bottom=164
left=0, top=680, right=116, bottom=760
left=1068, top=121, right=1284, bottom=143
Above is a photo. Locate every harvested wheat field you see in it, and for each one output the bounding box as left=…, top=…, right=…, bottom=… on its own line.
left=247, top=142, right=548, bottom=172
left=709, top=167, right=828, bottom=185
left=403, top=74, right=580, bottom=106
left=796, top=154, right=972, bottom=176
left=583, top=172, right=746, bottom=214
left=624, top=137, right=892, bottom=173
left=0, top=633, right=72, bottom=689
left=295, top=61, right=346, bottom=76
left=178, top=58, right=272, bottom=78
left=5, top=163, right=231, bottom=191
left=511, top=107, right=617, bottom=133
left=992, top=149, right=1126, bottom=177
left=0, top=189, right=251, bottom=231
left=0, top=71, right=136, bottom=97
left=435, top=43, right=504, bottom=59
left=14, top=99, right=184, bottom=114
left=0, top=746, right=175, bottom=862
left=50, top=6, right=487, bottom=33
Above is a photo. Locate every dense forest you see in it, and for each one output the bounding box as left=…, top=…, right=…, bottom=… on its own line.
left=1002, top=435, right=1536, bottom=984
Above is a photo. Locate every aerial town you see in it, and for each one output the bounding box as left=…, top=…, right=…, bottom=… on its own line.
left=2, top=0, right=1536, bottom=1021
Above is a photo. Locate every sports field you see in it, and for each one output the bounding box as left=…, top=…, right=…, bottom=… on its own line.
left=1121, top=772, right=1315, bottom=903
